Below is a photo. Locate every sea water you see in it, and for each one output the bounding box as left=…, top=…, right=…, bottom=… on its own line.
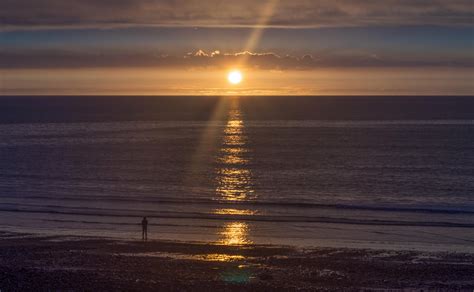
left=0, top=96, right=473, bottom=251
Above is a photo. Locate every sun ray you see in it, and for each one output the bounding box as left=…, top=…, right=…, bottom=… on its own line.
left=238, top=0, right=279, bottom=67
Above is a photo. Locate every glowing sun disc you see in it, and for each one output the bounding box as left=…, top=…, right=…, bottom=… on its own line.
left=227, top=70, right=243, bottom=84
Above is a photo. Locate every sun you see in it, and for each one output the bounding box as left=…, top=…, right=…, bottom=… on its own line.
left=227, top=70, right=243, bottom=85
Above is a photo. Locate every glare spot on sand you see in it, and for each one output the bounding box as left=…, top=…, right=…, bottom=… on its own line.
left=122, top=252, right=246, bottom=262
left=200, top=254, right=245, bottom=262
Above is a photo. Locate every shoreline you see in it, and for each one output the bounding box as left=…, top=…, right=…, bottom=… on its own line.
left=1, top=231, right=473, bottom=291
left=3, top=222, right=474, bottom=254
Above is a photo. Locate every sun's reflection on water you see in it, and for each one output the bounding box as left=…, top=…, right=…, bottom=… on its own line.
left=213, top=98, right=255, bottom=246
left=215, top=100, right=255, bottom=203
left=219, top=222, right=253, bottom=246
left=214, top=208, right=257, bottom=216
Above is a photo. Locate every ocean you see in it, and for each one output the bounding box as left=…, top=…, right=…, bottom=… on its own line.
left=0, top=96, right=473, bottom=251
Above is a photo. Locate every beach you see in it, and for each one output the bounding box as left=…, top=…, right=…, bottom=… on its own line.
left=1, top=231, right=473, bottom=291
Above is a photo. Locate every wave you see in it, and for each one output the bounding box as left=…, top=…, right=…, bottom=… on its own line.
left=1, top=195, right=473, bottom=215
left=42, top=219, right=220, bottom=229
left=1, top=206, right=473, bottom=229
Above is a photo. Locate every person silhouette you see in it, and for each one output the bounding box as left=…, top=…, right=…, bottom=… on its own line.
left=141, top=216, right=148, bottom=241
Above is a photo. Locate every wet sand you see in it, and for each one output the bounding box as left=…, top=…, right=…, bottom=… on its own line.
left=0, top=231, right=473, bottom=291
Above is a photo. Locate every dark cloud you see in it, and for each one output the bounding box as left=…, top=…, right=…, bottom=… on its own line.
left=1, top=0, right=473, bottom=29
left=1, top=49, right=472, bottom=69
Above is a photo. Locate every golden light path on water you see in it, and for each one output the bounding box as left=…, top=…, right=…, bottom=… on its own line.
left=185, top=0, right=278, bottom=262
left=176, top=2, right=278, bottom=284
left=180, top=0, right=279, bottom=279
left=213, top=0, right=279, bottom=249
left=214, top=98, right=256, bottom=246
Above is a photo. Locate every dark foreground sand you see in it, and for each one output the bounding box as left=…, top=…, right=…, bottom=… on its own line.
left=0, top=231, right=473, bottom=291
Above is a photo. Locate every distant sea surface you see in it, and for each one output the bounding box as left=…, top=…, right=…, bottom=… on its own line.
left=0, top=96, right=473, bottom=251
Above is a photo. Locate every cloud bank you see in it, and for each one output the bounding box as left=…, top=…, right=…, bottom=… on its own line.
left=1, top=0, right=473, bottom=29
left=1, top=50, right=472, bottom=69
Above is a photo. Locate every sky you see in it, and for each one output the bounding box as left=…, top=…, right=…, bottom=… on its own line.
left=1, top=0, right=473, bottom=95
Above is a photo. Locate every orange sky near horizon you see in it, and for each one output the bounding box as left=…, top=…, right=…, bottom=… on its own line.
left=1, top=67, right=473, bottom=96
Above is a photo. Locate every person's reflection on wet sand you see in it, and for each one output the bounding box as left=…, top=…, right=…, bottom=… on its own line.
left=141, top=216, right=148, bottom=241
